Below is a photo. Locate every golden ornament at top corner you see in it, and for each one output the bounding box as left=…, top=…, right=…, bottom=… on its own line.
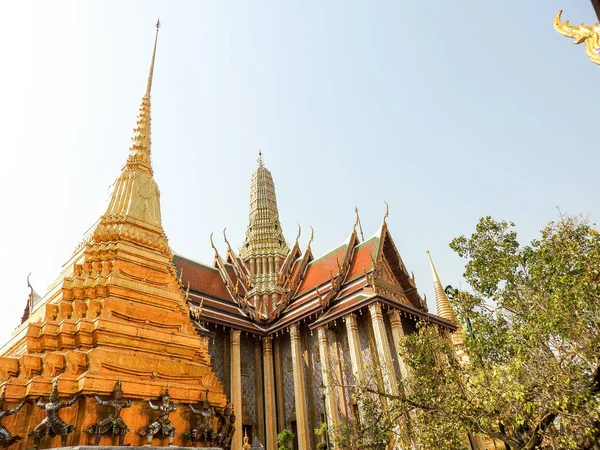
left=553, top=10, right=600, bottom=65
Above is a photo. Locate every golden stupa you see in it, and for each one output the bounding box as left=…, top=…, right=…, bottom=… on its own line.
left=0, top=21, right=226, bottom=449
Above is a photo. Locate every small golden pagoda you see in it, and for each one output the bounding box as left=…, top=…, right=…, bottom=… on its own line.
left=0, top=21, right=226, bottom=448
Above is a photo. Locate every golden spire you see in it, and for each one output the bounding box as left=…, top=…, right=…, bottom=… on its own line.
left=553, top=10, right=600, bottom=65
left=427, top=251, right=467, bottom=359
left=426, top=251, right=457, bottom=324
left=239, top=153, right=289, bottom=298
left=146, top=19, right=160, bottom=96
left=91, top=20, right=168, bottom=253
left=124, top=19, right=161, bottom=175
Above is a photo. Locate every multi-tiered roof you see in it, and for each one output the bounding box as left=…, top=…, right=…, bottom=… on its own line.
left=175, top=157, right=457, bottom=335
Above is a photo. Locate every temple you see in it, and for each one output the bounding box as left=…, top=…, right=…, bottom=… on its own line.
left=0, top=21, right=480, bottom=450
left=175, top=155, right=497, bottom=450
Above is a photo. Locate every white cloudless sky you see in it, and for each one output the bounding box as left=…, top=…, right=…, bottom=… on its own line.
left=0, top=0, right=598, bottom=344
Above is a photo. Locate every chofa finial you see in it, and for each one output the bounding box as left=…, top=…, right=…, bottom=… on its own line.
left=354, top=206, right=365, bottom=242
left=383, top=201, right=389, bottom=223
left=210, top=232, right=217, bottom=253
left=223, top=228, right=230, bottom=246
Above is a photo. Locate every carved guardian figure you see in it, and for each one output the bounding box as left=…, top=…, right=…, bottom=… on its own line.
left=28, top=382, right=80, bottom=449
left=186, top=390, right=216, bottom=446
left=139, top=384, right=177, bottom=446
left=86, top=379, right=132, bottom=445
left=0, top=391, right=26, bottom=448
left=212, top=403, right=235, bottom=450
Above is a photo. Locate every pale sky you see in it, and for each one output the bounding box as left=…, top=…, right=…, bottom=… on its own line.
left=0, top=0, right=598, bottom=344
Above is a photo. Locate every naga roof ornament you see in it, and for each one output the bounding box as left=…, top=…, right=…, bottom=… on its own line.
left=554, top=10, right=600, bottom=65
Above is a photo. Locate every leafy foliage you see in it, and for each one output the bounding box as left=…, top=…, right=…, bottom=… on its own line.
left=314, top=422, right=330, bottom=450
left=334, top=215, right=600, bottom=450
left=330, top=365, right=401, bottom=449
left=277, top=429, right=295, bottom=450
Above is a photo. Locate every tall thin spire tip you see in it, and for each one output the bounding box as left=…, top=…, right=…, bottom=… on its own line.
left=145, top=19, right=160, bottom=96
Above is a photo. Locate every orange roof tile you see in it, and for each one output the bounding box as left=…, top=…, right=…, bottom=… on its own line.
left=296, top=245, right=347, bottom=295
left=288, top=258, right=302, bottom=281
left=346, top=237, right=378, bottom=281
left=174, top=256, right=232, bottom=301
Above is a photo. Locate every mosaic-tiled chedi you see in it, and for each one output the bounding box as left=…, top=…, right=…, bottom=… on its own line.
left=0, top=23, right=226, bottom=448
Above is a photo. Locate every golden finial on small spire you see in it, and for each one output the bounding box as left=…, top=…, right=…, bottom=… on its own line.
left=257, top=151, right=264, bottom=167
left=426, top=250, right=456, bottom=323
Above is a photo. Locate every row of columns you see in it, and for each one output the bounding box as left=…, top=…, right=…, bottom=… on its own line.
left=230, top=332, right=281, bottom=450
left=228, top=301, right=408, bottom=450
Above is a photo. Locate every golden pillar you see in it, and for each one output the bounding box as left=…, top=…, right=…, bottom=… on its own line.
left=344, top=314, right=365, bottom=383
left=345, top=313, right=365, bottom=421
left=290, top=324, right=311, bottom=450
left=390, top=309, right=416, bottom=447
left=255, top=340, right=265, bottom=444
left=263, top=337, right=277, bottom=450
left=328, top=329, right=348, bottom=419
left=318, top=326, right=340, bottom=443
left=230, top=329, right=242, bottom=450
left=389, top=310, right=409, bottom=381
left=274, top=337, right=286, bottom=432
left=368, top=303, right=399, bottom=397
left=302, top=331, right=318, bottom=440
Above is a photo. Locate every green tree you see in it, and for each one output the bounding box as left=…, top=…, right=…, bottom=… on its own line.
left=335, top=215, right=600, bottom=449
left=328, top=367, right=399, bottom=449
left=277, top=429, right=295, bottom=450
